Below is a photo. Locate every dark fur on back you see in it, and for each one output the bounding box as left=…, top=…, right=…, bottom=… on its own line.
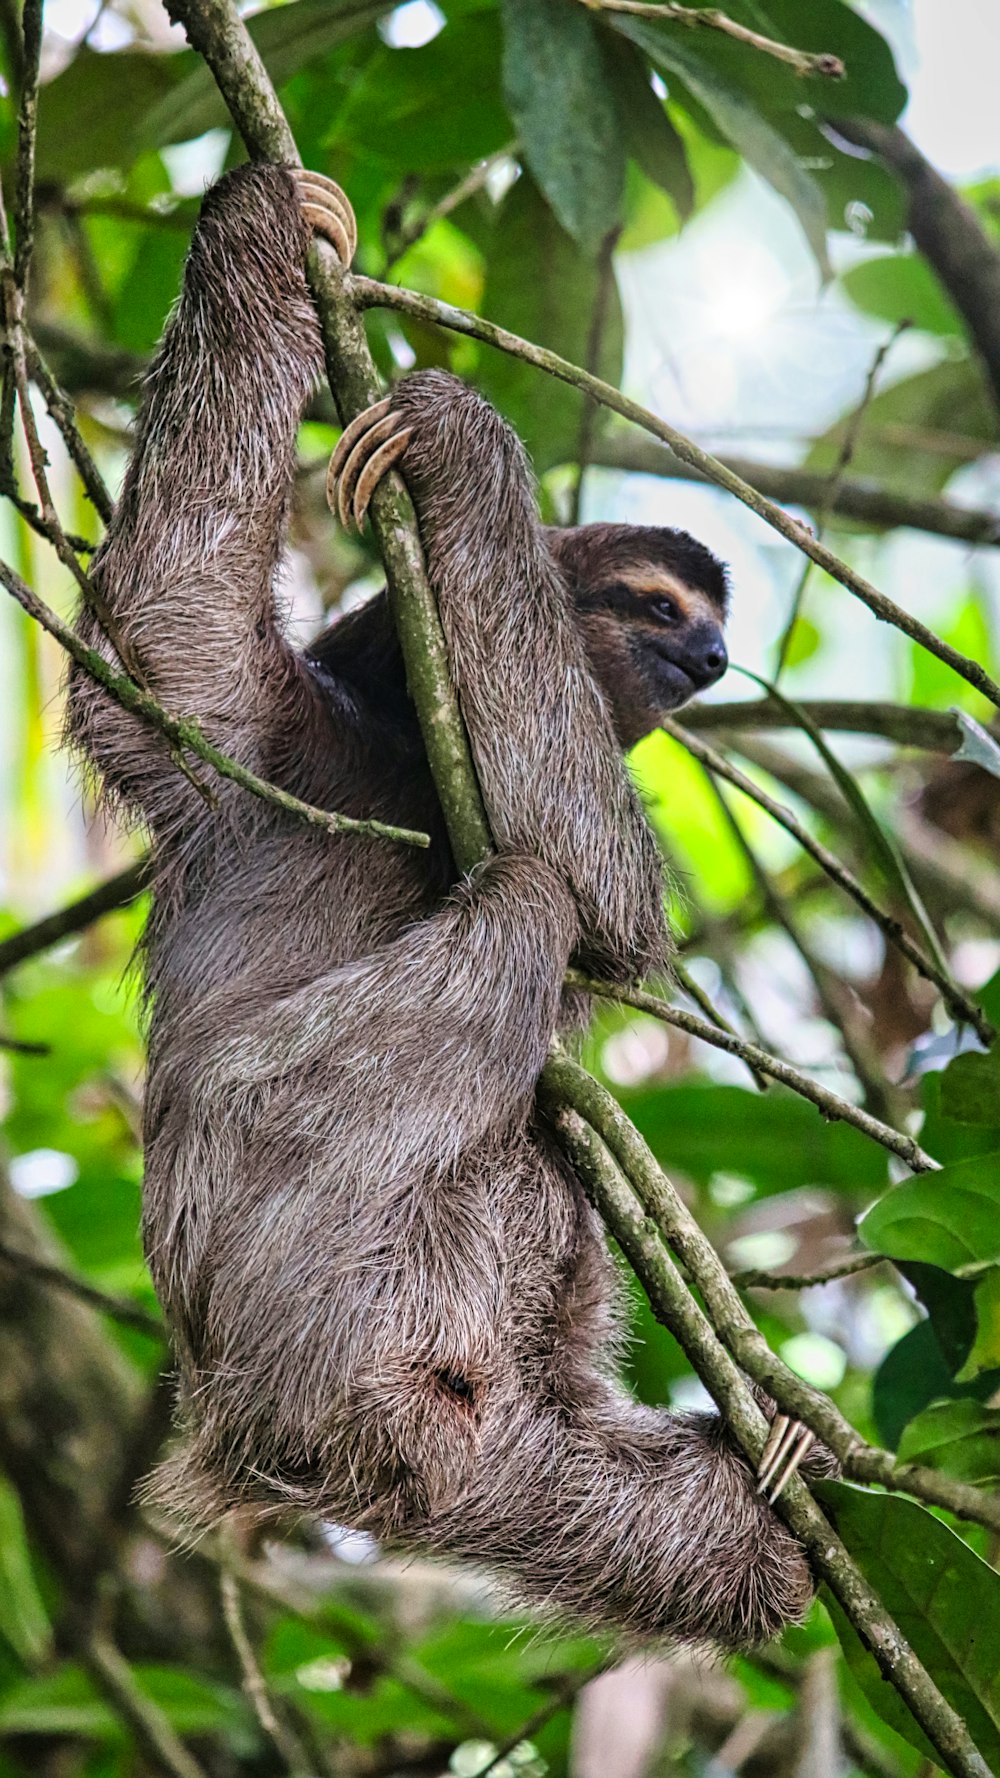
left=67, top=163, right=816, bottom=1647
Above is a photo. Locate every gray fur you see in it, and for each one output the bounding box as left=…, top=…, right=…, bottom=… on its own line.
left=67, top=163, right=817, bottom=1647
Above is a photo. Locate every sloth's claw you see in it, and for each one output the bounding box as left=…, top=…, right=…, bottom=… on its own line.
left=326, top=399, right=412, bottom=531
left=290, top=168, right=357, bottom=266
left=756, top=1414, right=815, bottom=1505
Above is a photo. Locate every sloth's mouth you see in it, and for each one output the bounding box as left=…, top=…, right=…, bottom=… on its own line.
left=646, top=642, right=697, bottom=710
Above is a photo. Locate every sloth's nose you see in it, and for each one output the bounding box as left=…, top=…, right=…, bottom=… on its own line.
left=687, top=630, right=728, bottom=687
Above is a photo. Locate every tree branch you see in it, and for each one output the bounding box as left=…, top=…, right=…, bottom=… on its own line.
left=567, top=970, right=937, bottom=1171
left=0, top=860, right=150, bottom=978
left=682, top=699, right=965, bottom=751
left=351, top=276, right=1000, bottom=709
left=588, top=433, right=1000, bottom=549
left=0, top=558, right=429, bottom=850
left=578, top=0, right=845, bottom=79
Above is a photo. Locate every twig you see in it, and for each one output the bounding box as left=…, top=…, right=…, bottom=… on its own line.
left=85, top=1634, right=209, bottom=1778
left=578, top=0, right=845, bottom=79
left=662, top=715, right=993, bottom=1043
left=590, top=432, right=1000, bottom=547
left=472, top=1660, right=610, bottom=1777
left=730, top=1252, right=884, bottom=1291
left=12, top=0, right=41, bottom=289
left=384, top=143, right=516, bottom=272
left=540, top=1084, right=992, bottom=1778
left=26, top=333, right=114, bottom=523
left=0, top=859, right=151, bottom=977
left=682, top=699, right=965, bottom=752
left=351, top=276, right=1000, bottom=710
left=0, top=1239, right=164, bottom=1335
left=0, top=558, right=430, bottom=850
left=567, top=971, right=937, bottom=1171
left=775, top=322, right=908, bottom=677
left=219, top=1563, right=313, bottom=1778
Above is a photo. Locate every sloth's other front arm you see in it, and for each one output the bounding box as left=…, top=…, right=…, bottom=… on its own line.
left=67, top=164, right=352, bottom=836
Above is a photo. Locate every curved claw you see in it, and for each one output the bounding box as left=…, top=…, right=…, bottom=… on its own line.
left=326, top=399, right=412, bottom=531
left=756, top=1414, right=815, bottom=1505
left=290, top=168, right=357, bottom=266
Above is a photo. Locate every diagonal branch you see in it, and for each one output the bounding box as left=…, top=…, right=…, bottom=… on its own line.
left=351, top=276, right=1000, bottom=710
left=578, top=0, right=844, bottom=79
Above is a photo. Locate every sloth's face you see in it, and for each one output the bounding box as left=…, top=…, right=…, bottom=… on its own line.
left=547, top=523, right=731, bottom=749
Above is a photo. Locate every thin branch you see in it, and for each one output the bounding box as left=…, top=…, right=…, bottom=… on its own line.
left=351, top=276, right=1000, bottom=710
left=588, top=432, right=1000, bottom=547
left=578, top=0, right=845, bottom=78
left=0, top=1239, right=164, bottom=1335
left=0, top=860, right=151, bottom=978
left=567, top=970, right=937, bottom=1172
left=383, top=143, right=516, bottom=273
left=730, top=1252, right=884, bottom=1292
left=473, top=1661, right=610, bottom=1778
left=683, top=699, right=965, bottom=752
left=0, top=558, right=429, bottom=850
left=775, top=321, right=908, bottom=677
left=27, top=330, right=115, bottom=523
left=662, top=715, right=993, bottom=1043
left=85, top=1634, right=210, bottom=1778
left=219, top=1563, right=313, bottom=1778
left=12, top=0, right=41, bottom=289
left=540, top=1082, right=992, bottom=1778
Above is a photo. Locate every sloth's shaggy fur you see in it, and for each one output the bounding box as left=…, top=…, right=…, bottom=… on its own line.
left=68, top=163, right=819, bottom=1646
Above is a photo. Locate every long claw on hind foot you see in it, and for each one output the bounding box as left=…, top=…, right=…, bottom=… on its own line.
left=757, top=1414, right=815, bottom=1505
left=326, top=399, right=412, bottom=531
left=290, top=168, right=357, bottom=266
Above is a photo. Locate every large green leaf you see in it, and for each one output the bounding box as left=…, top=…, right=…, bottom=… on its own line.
left=818, top=1482, right=1000, bottom=1768
left=897, top=1399, right=1000, bottom=1484
left=843, top=254, right=963, bottom=337
left=499, top=0, right=626, bottom=250
left=478, top=174, right=624, bottom=473
left=858, top=1152, right=1000, bottom=1272
left=871, top=1317, right=998, bottom=1449
left=940, top=1044, right=1000, bottom=1127
left=0, top=1665, right=250, bottom=1744
left=309, top=14, right=510, bottom=173
left=607, top=15, right=830, bottom=276
left=600, top=34, right=694, bottom=222
left=619, top=1081, right=888, bottom=1197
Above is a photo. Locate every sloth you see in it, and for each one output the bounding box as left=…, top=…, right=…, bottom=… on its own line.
left=68, top=161, right=823, bottom=1647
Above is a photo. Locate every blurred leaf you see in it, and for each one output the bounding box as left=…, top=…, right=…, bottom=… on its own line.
left=940, top=1044, right=1000, bottom=1126
left=141, top=0, right=390, bottom=155
left=110, top=226, right=189, bottom=356
left=959, top=1267, right=1000, bottom=1378
left=819, top=1483, right=1000, bottom=1767
left=899, top=1261, right=978, bottom=1371
left=478, top=174, right=624, bottom=472
left=600, top=35, right=693, bottom=221
left=808, top=359, right=996, bottom=497
left=898, top=1399, right=1000, bottom=1484
left=842, top=253, right=963, bottom=336
left=500, top=0, right=625, bottom=250
left=630, top=728, right=753, bottom=915
left=0, top=1664, right=249, bottom=1744
left=739, top=668, right=948, bottom=976
left=954, top=709, right=1000, bottom=781
left=330, top=15, right=510, bottom=173
left=621, top=1081, right=887, bottom=1197
left=608, top=15, right=831, bottom=276
left=0, top=1477, right=51, bottom=1668
left=35, top=49, right=179, bottom=181
left=859, top=1152, right=1000, bottom=1272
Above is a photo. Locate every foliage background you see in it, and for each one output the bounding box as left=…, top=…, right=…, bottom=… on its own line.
left=1, top=0, right=1000, bottom=1774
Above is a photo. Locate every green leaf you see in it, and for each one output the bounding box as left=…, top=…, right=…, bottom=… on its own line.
left=140, top=0, right=390, bottom=155
left=843, top=254, right=963, bottom=337
left=620, top=1081, right=888, bottom=1198
left=818, top=1482, right=1000, bottom=1768
left=692, top=0, right=908, bottom=127
left=960, top=1268, right=1000, bottom=1379
left=0, top=1665, right=249, bottom=1744
left=807, top=359, right=996, bottom=497
left=897, top=1399, right=1000, bottom=1484
left=940, top=1044, right=1000, bottom=1127
left=0, top=1478, right=51, bottom=1668
left=859, top=1151, right=1000, bottom=1273
left=499, top=0, right=626, bottom=250
left=35, top=48, right=179, bottom=181
left=954, top=710, right=1000, bottom=783
left=873, top=1318, right=981, bottom=1449
left=608, top=15, right=830, bottom=276
left=600, top=35, right=694, bottom=221
left=478, top=174, right=624, bottom=473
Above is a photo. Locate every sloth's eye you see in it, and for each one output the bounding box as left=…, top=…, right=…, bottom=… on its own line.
left=653, top=596, right=680, bottom=624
